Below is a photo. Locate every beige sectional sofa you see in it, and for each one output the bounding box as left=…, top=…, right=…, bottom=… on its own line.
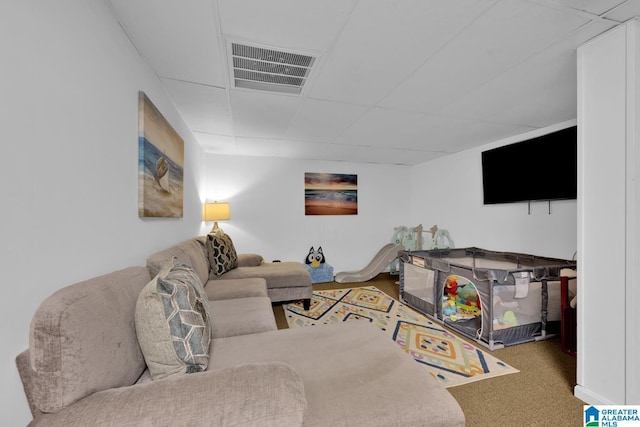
left=16, top=236, right=465, bottom=426
left=147, top=236, right=313, bottom=309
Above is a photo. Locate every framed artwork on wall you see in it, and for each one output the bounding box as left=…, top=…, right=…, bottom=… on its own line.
left=305, top=172, right=358, bottom=215
left=138, top=91, right=184, bottom=218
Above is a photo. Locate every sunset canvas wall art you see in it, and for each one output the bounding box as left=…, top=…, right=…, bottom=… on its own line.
left=305, top=173, right=357, bottom=215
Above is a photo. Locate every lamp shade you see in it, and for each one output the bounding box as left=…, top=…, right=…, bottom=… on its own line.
left=203, top=202, right=230, bottom=221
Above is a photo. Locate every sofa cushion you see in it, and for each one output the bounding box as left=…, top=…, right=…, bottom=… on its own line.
left=209, top=321, right=465, bottom=427
left=206, top=233, right=238, bottom=277
left=147, top=238, right=210, bottom=286
left=209, top=297, right=277, bottom=338
left=215, top=262, right=311, bottom=290
left=29, top=362, right=307, bottom=427
left=135, top=259, right=212, bottom=380
left=28, top=267, right=151, bottom=413
left=204, top=277, right=268, bottom=301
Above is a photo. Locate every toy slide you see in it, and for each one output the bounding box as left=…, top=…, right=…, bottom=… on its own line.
left=334, top=243, right=404, bottom=283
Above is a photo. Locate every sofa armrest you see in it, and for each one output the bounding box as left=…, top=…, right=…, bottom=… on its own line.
left=31, top=362, right=307, bottom=427
left=237, top=253, right=264, bottom=267
left=15, top=350, right=43, bottom=419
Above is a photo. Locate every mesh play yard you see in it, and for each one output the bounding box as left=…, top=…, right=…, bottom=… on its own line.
left=399, top=247, right=577, bottom=350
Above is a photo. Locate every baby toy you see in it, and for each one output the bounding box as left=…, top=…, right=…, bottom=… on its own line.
left=442, top=297, right=458, bottom=320
left=455, top=284, right=481, bottom=315
left=456, top=284, right=478, bottom=302
left=390, top=225, right=424, bottom=251
left=390, top=225, right=426, bottom=274
left=444, top=276, right=458, bottom=298
left=304, top=246, right=333, bottom=283
left=306, top=246, right=325, bottom=268
left=493, top=295, right=518, bottom=311
left=494, top=310, right=518, bottom=328
left=492, top=295, right=519, bottom=328
left=501, top=311, right=518, bottom=326
left=391, top=226, right=408, bottom=247
left=428, top=225, right=455, bottom=250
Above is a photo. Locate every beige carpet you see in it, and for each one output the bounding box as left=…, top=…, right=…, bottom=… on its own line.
left=274, top=275, right=586, bottom=426
left=285, top=286, right=519, bottom=388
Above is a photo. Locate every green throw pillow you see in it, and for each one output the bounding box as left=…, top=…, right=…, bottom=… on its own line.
left=135, top=258, right=212, bottom=380
left=207, top=232, right=238, bottom=277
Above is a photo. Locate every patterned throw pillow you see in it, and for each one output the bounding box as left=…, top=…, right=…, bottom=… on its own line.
left=135, top=258, right=212, bottom=380
left=206, top=232, right=238, bottom=277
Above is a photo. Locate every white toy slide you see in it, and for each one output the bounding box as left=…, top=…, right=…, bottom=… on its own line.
left=334, top=243, right=404, bottom=283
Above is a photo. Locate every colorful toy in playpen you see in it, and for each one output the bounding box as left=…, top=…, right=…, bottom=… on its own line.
left=493, top=293, right=519, bottom=329
left=441, top=275, right=482, bottom=320
left=456, top=283, right=481, bottom=313
left=444, top=276, right=458, bottom=297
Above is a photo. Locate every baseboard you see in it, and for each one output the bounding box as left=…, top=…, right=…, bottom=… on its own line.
left=574, top=385, right=617, bottom=405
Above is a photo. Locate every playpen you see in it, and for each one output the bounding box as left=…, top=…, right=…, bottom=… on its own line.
left=399, top=247, right=577, bottom=350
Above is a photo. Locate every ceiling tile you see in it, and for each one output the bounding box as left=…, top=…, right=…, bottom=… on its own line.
left=379, top=0, right=590, bottom=113
left=109, top=0, right=225, bottom=85
left=234, top=137, right=286, bottom=157
left=276, top=140, right=349, bottom=161
left=280, top=140, right=445, bottom=165
left=285, top=99, right=368, bottom=143
left=334, top=145, right=446, bottom=165
left=309, top=0, right=494, bottom=105
left=470, top=53, right=578, bottom=128
left=441, top=21, right=615, bottom=127
left=229, top=89, right=302, bottom=138
left=401, top=115, right=534, bottom=152
left=334, top=108, right=426, bottom=147
left=603, top=1, right=640, bottom=21
left=545, top=0, right=628, bottom=16
left=161, top=78, right=233, bottom=135
left=195, top=132, right=237, bottom=155
left=217, top=0, right=357, bottom=52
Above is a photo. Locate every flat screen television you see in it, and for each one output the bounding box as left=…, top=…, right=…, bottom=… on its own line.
left=481, top=126, right=577, bottom=205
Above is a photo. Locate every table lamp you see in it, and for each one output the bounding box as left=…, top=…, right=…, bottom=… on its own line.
left=203, top=201, right=230, bottom=235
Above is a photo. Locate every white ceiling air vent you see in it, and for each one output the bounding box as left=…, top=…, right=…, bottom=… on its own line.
left=230, top=42, right=315, bottom=95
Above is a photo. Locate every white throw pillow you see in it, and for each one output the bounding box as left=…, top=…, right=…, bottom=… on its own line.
left=135, top=258, right=212, bottom=380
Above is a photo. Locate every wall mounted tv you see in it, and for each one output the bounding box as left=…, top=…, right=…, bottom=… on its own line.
left=481, top=126, right=577, bottom=205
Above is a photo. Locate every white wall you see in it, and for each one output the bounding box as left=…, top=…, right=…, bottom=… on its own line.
left=0, top=2, right=205, bottom=424
left=201, top=155, right=412, bottom=273
left=576, top=19, right=640, bottom=405
left=410, top=121, right=578, bottom=260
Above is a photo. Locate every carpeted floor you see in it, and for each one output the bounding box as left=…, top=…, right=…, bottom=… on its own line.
left=272, top=273, right=586, bottom=427
left=284, top=286, right=519, bottom=388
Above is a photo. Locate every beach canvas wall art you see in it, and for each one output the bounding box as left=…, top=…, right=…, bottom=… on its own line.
left=138, top=92, right=184, bottom=218
left=305, top=173, right=358, bottom=215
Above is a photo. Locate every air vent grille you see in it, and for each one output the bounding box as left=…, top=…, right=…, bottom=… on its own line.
left=233, top=57, right=309, bottom=78
left=234, top=79, right=303, bottom=95
left=234, top=69, right=304, bottom=86
left=230, top=42, right=316, bottom=95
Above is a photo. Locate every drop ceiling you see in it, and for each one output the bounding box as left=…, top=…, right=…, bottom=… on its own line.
left=107, top=0, right=640, bottom=165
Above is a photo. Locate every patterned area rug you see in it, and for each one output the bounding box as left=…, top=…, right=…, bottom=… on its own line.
left=285, top=286, right=519, bottom=388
